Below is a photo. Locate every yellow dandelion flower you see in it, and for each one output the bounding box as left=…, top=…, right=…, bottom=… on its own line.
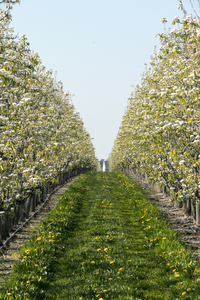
left=110, top=261, right=114, bottom=264
left=182, top=291, right=186, bottom=295
left=187, top=288, right=191, bottom=292
left=7, top=293, right=12, bottom=296
left=35, top=264, right=38, bottom=267
left=25, top=249, right=32, bottom=253
left=97, top=248, right=101, bottom=251
left=175, top=272, right=179, bottom=277
left=108, top=278, right=112, bottom=280
left=122, top=233, right=125, bottom=236
left=103, top=289, right=107, bottom=292
left=91, top=261, right=95, bottom=264
left=104, top=248, right=108, bottom=251
left=119, top=267, right=123, bottom=271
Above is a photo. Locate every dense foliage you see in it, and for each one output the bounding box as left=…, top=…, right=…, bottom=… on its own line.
left=110, top=12, right=200, bottom=204
left=0, top=8, right=99, bottom=210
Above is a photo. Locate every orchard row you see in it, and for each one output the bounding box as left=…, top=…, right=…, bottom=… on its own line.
left=0, top=6, right=99, bottom=210
left=110, top=11, right=200, bottom=205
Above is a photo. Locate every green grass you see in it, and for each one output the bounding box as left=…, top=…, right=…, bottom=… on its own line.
left=1, top=171, right=200, bottom=299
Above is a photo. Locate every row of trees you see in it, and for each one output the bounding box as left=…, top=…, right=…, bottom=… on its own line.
left=0, top=5, right=99, bottom=210
left=110, top=10, right=200, bottom=205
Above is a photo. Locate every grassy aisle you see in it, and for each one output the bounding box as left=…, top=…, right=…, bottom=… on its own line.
left=1, top=172, right=200, bottom=299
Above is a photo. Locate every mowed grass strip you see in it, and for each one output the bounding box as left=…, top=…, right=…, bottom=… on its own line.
left=1, top=171, right=200, bottom=299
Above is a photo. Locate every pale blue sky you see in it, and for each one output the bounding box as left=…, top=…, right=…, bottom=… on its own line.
left=8, top=0, right=199, bottom=159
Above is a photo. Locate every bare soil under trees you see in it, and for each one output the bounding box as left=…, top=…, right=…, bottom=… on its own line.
left=126, top=172, right=200, bottom=260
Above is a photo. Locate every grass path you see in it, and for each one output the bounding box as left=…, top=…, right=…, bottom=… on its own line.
left=0, top=176, right=80, bottom=288
left=1, top=172, right=200, bottom=299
